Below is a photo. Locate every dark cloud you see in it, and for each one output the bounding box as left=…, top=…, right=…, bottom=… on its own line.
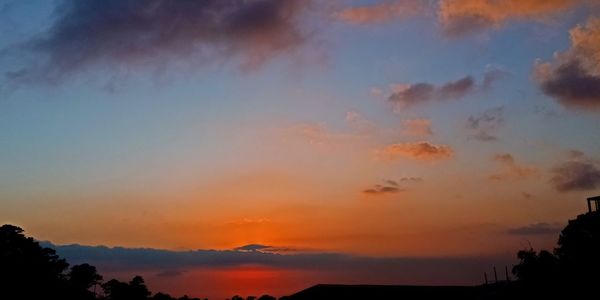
left=363, top=185, right=402, bottom=196
left=466, top=106, right=504, bottom=142
left=5, top=0, right=312, bottom=83
left=507, top=223, right=563, bottom=236
left=438, top=76, right=475, bottom=99
left=233, top=244, right=273, bottom=252
left=551, top=160, right=600, bottom=192
left=538, top=60, right=600, bottom=109
left=363, top=177, right=422, bottom=196
left=389, top=83, right=435, bottom=107
left=535, top=17, right=600, bottom=110
left=388, top=70, right=505, bottom=108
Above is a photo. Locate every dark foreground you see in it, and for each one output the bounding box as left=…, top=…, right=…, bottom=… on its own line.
left=282, top=283, right=517, bottom=300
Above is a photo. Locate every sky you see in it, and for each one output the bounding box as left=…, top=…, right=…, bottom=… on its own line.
left=1, top=0, right=600, bottom=298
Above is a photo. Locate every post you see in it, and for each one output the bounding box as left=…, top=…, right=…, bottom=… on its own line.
left=505, top=265, right=510, bottom=282
left=493, top=266, right=498, bottom=283
left=484, top=272, right=488, bottom=285
left=589, top=199, right=592, bottom=213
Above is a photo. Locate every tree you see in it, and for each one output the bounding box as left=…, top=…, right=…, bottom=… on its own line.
left=555, top=211, right=600, bottom=286
left=512, top=249, right=559, bottom=284
left=0, top=224, right=69, bottom=299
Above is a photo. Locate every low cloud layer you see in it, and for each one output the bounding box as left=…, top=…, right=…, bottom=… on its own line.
left=507, top=222, right=563, bottom=236
left=5, top=0, right=313, bottom=83
left=42, top=242, right=512, bottom=286
left=378, top=141, right=453, bottom=161
left=535, top=17, right=600, bottom=110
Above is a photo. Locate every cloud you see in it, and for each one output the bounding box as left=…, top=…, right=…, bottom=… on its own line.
left=377, top=141, right=453, bottom=161
left=334, top=0, right=428, bottom=24
left=489, top=153, right=540, bottom=181
left=362, top=180, right=404, bottom=196
left=466, top=106, right=504, bottom=142
left=388, top=69, right=506, bottom=109
left=438, top=0, right=583, bottom=37
left=535, top=17, right=600, bottom=110
left=5, top=0, right=313, bottom=83
left=43, top=242, right=511, bottom=286
left=551, top=160, right=600, bottom=192
left=233, top=244, right=273, bottom=252
left=507, top=222, right=563, bottom=236
left=402, top=118, right=433, bottom=137
left=388, top=76, right=473, bottom=108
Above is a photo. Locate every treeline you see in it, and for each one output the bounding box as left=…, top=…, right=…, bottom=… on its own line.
left=0, top=224, right=275, bottom=300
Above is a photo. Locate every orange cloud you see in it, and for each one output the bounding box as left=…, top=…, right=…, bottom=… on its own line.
left=439, top=0, right=582, bottom=37
left=489, top=153, right=540, bottom=181
left=334, top=0, right=426, bottom=24
left=378, top=141, right=453, bottom=161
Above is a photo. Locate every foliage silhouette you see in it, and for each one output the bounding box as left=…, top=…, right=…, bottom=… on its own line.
left=511, top=210, right=600, bottom=297
left=0, top=224, right=212, bottom=300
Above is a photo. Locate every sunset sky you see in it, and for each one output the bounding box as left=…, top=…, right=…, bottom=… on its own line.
left=1, top=0, right=600, bottom=298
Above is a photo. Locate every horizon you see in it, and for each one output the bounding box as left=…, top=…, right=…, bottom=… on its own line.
left=1, top=0, right=600, bottom=299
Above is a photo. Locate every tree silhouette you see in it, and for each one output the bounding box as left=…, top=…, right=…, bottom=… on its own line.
left=512, top=210, right=600, bottom=297
left=0, top=224, right=206, bottom=300
left=68, top=263, right=103, bottom=299
left=0, top=224, right=69, bottom=299
left=555, top=210, right=600, bottom=288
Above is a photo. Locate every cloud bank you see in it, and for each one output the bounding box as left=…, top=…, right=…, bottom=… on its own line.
left=42, top=242, right=511, bottom=286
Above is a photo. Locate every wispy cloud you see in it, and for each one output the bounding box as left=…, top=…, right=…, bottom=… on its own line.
left=402, top=118, right=434, bottom=137
left=466, top=106, right=504, bottom=142
left=377, top=141, right=453, bottom=161
left=488, top=153, right=540, bottom=181
left=362, top=180, right=404, bottom=196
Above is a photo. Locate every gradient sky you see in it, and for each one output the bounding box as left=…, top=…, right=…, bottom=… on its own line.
left=1, top=0, right=600, bottom=298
